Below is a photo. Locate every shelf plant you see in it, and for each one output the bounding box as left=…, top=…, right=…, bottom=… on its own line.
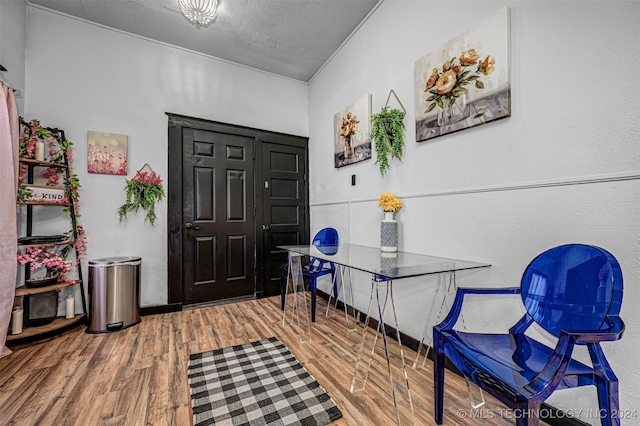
left=371, top=106, right=406, bottom=176
left=18, top=119, right=82, bottom=209
left=17, top=246, right=73, bottom=282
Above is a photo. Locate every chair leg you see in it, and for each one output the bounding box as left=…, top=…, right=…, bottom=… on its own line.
left=588, top=344, right=620, bottom=426
left=595, top=379, right=620, bottom=426
left=310, top=276, right=317, bottom=322
left=515, top=400, right=540, bottom=426
left=280, top=266, right=287, bottom=311
left=434, top=332, right=445, bottom=425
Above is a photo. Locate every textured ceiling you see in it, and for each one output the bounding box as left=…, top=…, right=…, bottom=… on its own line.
left=28, top=0, right=380, bottom=82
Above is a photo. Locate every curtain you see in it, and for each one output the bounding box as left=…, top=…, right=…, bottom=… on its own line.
left=0, top=83, right=19, bottom=358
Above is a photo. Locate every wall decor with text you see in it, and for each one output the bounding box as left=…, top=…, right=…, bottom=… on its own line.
left=87, top=131, right=128, bottom=175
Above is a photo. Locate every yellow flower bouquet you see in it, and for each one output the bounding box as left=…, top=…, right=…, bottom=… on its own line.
left=378, top=192, right=403, bottom=214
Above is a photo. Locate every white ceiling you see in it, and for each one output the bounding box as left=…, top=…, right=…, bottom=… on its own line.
left=28, top=0, right=380, bottom=82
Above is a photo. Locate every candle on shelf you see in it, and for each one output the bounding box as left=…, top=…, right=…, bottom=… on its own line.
left=11, top=307, right=23, bottom=335
left=35, top=140, right=45, bottom=161
left=66, top=296, right=75, bottom=319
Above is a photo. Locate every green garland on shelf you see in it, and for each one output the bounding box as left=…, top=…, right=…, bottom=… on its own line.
left=17, top=118, right=88, bottom=264
left=17, top=118, right=81, bottom=217
left=17, top=182, right=33, bottom=203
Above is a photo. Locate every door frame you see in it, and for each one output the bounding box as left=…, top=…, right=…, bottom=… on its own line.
left=166, top=113, right=309, bottom=307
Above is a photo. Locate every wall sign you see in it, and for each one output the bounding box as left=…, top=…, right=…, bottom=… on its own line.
left=87, top=131, right=128, bottom=175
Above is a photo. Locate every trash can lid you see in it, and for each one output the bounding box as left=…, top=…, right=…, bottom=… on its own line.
left=89, top=256, right=141, bottom=266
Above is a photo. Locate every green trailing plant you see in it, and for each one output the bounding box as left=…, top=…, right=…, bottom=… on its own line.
left=18, top=118, right=80, bottom=212
left=18, top=118, right=54, bottom=159
left=63, top=173, right=81, bottom=218
left=371, top=106, right=405, bottom=176
left=117, top=170, right=165, bottom=225
left=17, top=182, right=33, bottom=203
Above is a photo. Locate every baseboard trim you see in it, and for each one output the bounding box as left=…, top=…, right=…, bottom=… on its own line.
left=182, top=295, right=255, bottom=310
left=140, top=303, right=182, bottom=316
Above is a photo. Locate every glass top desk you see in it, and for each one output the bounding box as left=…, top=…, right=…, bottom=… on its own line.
left=278, top=243, right=490, bottom=425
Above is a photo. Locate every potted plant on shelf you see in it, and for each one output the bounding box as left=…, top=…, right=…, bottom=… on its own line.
left=371, top=102, right=406, bottom=177
left=17, top=247, right=74, bottom=286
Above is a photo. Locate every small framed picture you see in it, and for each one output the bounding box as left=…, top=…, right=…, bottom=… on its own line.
left=87, top=131, right=128, bottom=175
left=334, top=94, right=372, bottom=168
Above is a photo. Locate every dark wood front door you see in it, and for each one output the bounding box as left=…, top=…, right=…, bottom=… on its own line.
left=167, top=114, right=309, bottom=307
left=181, top=128, right=255, bottom=305
left=258, top=139, right=309, bottom=296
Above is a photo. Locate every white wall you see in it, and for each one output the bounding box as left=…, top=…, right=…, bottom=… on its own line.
left=309, top=1, right=640, bottom=424
left=23, top=5, right=309, bottom=307
left=0, top=0, right=26, bottom=113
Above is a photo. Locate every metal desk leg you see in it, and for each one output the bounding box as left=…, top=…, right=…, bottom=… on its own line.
left=281, top=252, right=311, bottom=343
left=351, top=276, right=413, bottom=425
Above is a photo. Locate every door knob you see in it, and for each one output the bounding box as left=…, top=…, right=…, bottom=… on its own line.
left=185, top=222, right=199, bottom=230
left=262, top=225, right=271, bottom=232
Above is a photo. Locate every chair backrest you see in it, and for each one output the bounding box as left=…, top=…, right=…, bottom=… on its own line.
left=521, top=244, right=623, bottom=338
left=312, top=228, right=339, bottom=255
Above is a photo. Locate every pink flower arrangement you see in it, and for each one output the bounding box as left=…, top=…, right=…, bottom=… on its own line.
left=133, top=170, right=163, bottom=185
left=43, top=166, right=61, bottom=187
left=17, top=247, right=73, bottom=281
left=19, top=130, right=36, bottom=159
left=18, top=119, right=56, bottom=160
left=43, top=197, right=71, bottom=205
left=74, top=224, right=88, bottom=260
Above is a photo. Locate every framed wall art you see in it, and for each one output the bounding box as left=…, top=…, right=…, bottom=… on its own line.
left=415, top=7, right=511, bottom=142
left=87, top=131, right=128, bottom=175
left=334, top=93, right=372, bottom=168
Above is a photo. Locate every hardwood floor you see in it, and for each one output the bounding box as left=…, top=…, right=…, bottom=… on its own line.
left=1, top=296, right=529, bottom=425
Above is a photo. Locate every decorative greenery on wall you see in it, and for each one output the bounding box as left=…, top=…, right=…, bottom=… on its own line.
left=117, top=166, right=165, bottom=225
left=371, top=106, right=406, bottom=176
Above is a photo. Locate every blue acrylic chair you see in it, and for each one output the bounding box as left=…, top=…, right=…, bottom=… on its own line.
left=280, top=227, right=339, bottom=322
left=434, top=244, right=624, bottom=426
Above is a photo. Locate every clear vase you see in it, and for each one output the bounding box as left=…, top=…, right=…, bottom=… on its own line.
left=437, top=89, right=471, bottom=127
left=343, top=135, right=353, bottom=160
left=380, top=211, right=398, bottom=252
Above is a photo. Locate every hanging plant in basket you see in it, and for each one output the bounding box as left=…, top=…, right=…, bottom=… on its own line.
left=117, top=164, right=165, bottom=225
left=371, top=90, right=407, bottom=177
left=371, top=107, right=406, bottom=176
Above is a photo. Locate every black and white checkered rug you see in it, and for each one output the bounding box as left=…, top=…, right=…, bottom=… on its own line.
left=188, top=337, right=343, bottom=426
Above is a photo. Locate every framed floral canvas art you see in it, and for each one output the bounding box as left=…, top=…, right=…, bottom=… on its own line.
left=87, top=131, right=128, bottom=175
left=415, top=7, right=510, bottom=142
left=334, top=94, right=372, bottom=168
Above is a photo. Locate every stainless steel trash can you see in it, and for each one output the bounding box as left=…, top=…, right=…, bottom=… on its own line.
left=87, top=256, right=141, bottom=333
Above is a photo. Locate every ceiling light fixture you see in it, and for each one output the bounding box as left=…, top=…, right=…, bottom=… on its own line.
left=178, top=0, right=218, bottom=28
